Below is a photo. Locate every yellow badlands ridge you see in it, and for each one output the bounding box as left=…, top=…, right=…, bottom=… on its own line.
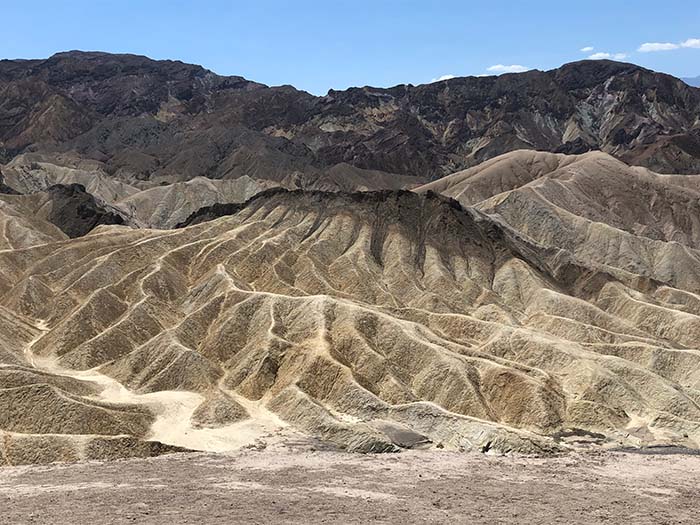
left=1, top=150, right=700, bottom=465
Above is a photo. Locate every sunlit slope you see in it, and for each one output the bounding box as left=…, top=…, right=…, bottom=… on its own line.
left=2, top=187, right=700, bottom=464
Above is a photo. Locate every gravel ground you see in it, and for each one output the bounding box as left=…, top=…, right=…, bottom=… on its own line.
left=1, top=441, right=698, bottom=524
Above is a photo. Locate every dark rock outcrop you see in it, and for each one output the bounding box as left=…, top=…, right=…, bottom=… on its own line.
left=44, top=183, right=126, bottom=237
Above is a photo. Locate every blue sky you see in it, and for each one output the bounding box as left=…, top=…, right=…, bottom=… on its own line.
left=3, top=0, right=699, bottom=94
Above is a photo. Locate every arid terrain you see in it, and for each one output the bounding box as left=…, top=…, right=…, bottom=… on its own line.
left=0, top=53, right=699, bottom=525
left=3, top=148, right=700, bottom=464
left=1, top=443, right=699, bottom=524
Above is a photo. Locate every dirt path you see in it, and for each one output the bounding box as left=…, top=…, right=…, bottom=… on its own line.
left=1, top=444, right=698, bottom=524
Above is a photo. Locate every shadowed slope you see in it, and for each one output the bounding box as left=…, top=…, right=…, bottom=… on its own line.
left=0, top=183, right=127, bottom=239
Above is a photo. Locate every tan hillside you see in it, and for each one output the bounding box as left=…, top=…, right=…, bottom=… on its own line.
left=2, top=184, right=700, bottom=464
left=0, top=194, right=67, bottom=250
left=2, top=155, right=421, bottom=229
left=418, top=150, right=700, bottom=288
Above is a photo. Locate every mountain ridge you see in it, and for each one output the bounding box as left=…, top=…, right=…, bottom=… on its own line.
left=0, top=51, right=699, bottom=187
left=683, top=75, right=700, bottom=88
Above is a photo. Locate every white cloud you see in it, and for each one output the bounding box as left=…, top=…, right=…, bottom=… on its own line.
left=580, top=46, right=594, bottom=52
left=588, top=52, right=628, bottom=60
left=638, top=42, right=680, bottom=52
left=486, top=64, right=530, bottom=74
left=638, top=38, right=700, bottom=52
left=430, top=74, right=456, bottom=83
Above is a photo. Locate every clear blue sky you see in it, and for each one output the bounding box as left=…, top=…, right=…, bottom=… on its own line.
left=3, top=0, right=699, bottom=94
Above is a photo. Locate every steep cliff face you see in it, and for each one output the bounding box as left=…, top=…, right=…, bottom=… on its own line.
left=41, top=183, right=127, bottom=237
left=0, top=52, right=698, bottom=186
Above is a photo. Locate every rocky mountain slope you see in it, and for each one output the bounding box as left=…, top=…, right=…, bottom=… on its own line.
left=0, top=153, right=422, bottom=229
left=32, top=184, right=126, bottom=237
left=419, top=150, right=700, bottom=288
left=0, top=51, right=699, bottom=189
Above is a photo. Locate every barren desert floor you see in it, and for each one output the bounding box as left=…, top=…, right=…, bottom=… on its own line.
left=1, top=440, right=698, bottom=524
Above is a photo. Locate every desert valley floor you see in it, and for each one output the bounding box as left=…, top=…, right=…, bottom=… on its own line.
left=1, top=442, right=699, bottom=524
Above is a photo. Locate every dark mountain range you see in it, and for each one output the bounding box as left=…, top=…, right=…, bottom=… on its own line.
left=0, top=51, right=699, bottom=188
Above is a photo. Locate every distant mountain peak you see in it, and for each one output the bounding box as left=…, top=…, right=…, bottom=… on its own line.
left=683, top=75, right=700, bottom=87
left=0, top=51, right=698, bottom=183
